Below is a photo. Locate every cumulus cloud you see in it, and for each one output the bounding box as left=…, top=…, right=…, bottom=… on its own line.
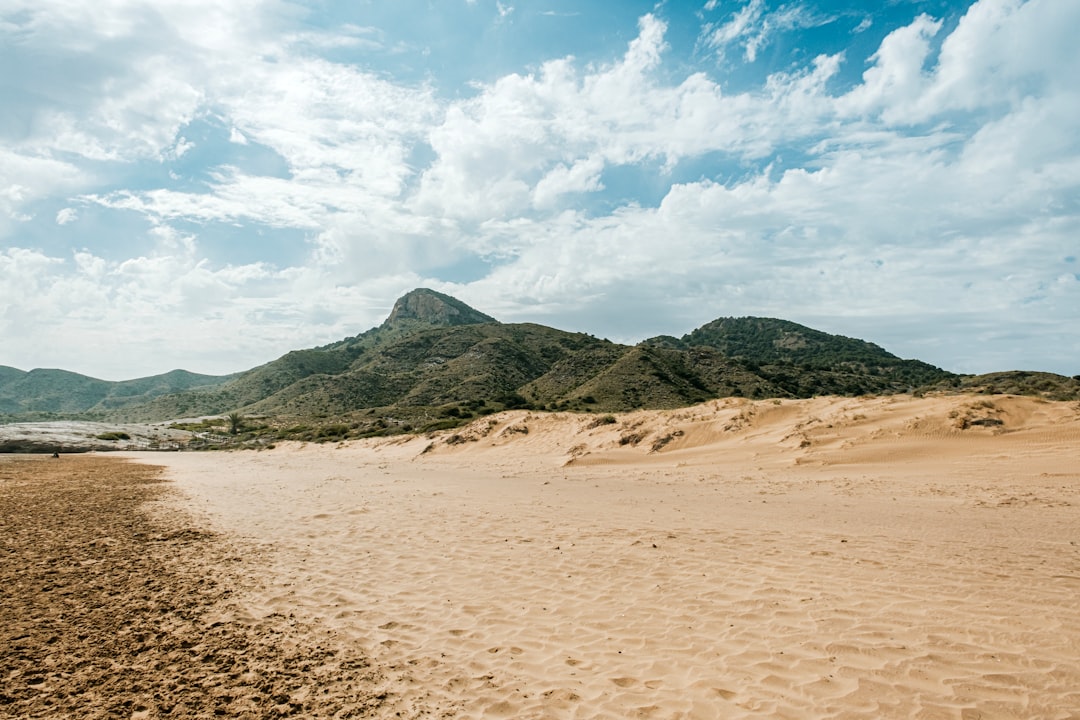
left=1, top=0, right=1078, bottom=377
left=0, top=148, right=86, bottom=233
left=0, top=239, right=412, bottom=379
left=532, top=156, right=605, bottom=209
left=409, top=13, right=837, bottom=223
left=840, top=0, right=1080, bottom=124
left=837, top=13, right=944, bottom=122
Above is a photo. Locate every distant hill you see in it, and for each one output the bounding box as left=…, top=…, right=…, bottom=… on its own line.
left=0, top=366, right=236, bottom=416
left=923, top=370, right=1080, bottom=401
left=4, top=288, right=1076, bottom=435
left=645, top=316, right=951, bottom=396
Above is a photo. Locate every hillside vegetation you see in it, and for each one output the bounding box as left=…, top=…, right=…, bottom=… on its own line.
left=647, top=316, right=950, bottom=397
left=923, top=370, right=1080, bottom=401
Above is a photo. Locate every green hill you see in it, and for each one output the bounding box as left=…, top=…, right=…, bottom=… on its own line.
left=0, top=366, right=235, bottom=416
left=924, top=370, right=1080, bottom=401
left=654, top=316, right=953, bottom=395
left=241, top=322, right=610, bottom=417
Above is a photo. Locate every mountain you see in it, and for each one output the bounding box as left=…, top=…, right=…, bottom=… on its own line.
left=4, top=289, right=1076, bottom=434
left=0, top=366, right=236, bottom=416
left=644, top=316, right=951, bottom=396
left=97, top=292, right=957, bottom=427
left=107, top=289, right=503, bottom=420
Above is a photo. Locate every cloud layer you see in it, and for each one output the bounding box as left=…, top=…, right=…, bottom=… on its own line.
left=1, top=0, right=1077, bottom=379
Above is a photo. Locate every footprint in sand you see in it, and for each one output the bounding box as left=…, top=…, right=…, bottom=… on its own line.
left=541, top=689, right=582, bottom=703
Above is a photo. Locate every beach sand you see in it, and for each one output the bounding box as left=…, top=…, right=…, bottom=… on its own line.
left=0, top=456, right=384, bottom=719
left=5, top=394, right=1080, bottom=718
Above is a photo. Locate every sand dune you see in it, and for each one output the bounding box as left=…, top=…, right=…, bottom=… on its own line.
left=90, top=393, right=1080, bottom=717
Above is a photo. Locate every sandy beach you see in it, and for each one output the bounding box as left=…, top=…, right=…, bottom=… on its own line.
left=5, top=393, right=1080, bottom=718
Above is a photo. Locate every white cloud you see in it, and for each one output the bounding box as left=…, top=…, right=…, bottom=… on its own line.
left=0, top=248, right=65, bottom=301
left=284, top=24, right=384, bottom=51
left=55, top=207, right=78, bottom=225
left=411, top=13, right=794, bottom=222
left=703, top=0, right=832, bottom=64
left=0, top=148, right=86, bottom=234
left=407, top=13, right=858, bottom=232
left=0, top=240, right=408, bottom=379
left=212, top=55, right=438, bottom=197
left=2, top=0, right=1079, bottom=377
left=458, top=153, right=1079, bottom=372
left=837, top=14, right=943, bottom=122
left=840, top=0, right=1080, bottom=125
left=532, top=155, right=605, bottom=209
left=167, top=136, right=195, bottom=160
left=705, top=0, right=765, bottom=59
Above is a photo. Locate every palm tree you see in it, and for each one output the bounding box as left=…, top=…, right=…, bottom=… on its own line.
left=227, top=412, right=243, bottom=435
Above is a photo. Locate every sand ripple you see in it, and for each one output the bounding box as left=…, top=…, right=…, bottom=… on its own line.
left=132, top=395, right=1080, bottom=718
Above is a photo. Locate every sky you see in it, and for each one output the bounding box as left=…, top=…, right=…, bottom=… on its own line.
left=1, top=0, right=1078, bottom=381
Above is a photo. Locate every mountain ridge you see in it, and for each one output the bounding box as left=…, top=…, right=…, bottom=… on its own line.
left=3, top=289, right=1078, bottom=430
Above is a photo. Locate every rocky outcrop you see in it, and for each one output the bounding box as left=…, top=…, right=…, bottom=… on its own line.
left=381, top=288, right=497, bottom=329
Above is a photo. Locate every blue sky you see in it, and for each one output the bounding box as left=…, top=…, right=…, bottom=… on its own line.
left=1, top=0, right=1078, bottom=380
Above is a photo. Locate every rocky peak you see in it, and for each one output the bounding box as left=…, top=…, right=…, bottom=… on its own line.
left=381, top=288, right=497, bottom=329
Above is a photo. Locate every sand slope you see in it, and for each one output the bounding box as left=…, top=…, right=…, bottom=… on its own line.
left=119, top=394, right=1080, bottom=719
